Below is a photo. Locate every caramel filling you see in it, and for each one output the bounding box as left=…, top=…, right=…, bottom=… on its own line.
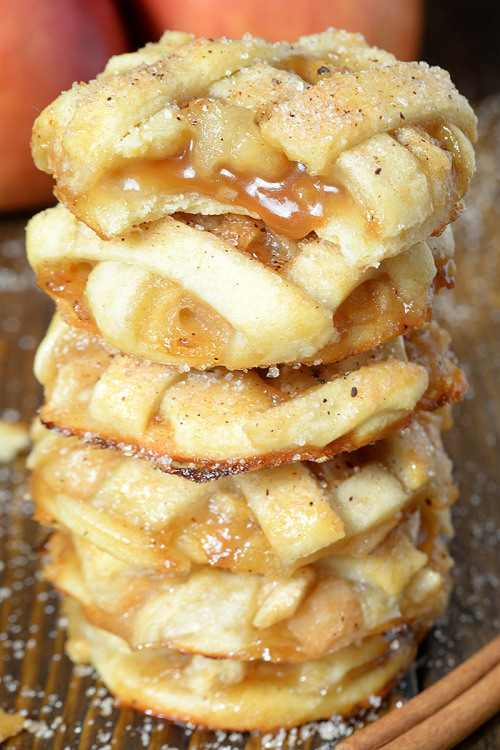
left=103, top=142, right=344, bottom=240
left=91, top=92, right=467, bottom=242
left=434, top=256, right=455, bottom=291
left=175, top=497, right=282, bottom=575
left=428, top=122, right=465, bottom=189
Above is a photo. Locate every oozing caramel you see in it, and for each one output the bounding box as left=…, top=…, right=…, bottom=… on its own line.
left=428, top=122, right=464, bottom=184
left=103, top=140, right=344, bottom=240
left=434, top=256, right=455, bottom=291
left=174, top=497, right=284, bottom=575
left=41, top=262, right=92, bottom=304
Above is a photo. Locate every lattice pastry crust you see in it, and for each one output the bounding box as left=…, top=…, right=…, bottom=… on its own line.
left=65, top=597, right=431, bottom=731
left=28, top=204, right=454, bottom=369
left=45, top=498, right=451, bottom=663
left=34, top=316, right=466, bottom=480
left=30, top=413, right=456, bottom=577
left=32, top=31, right=476, bottom=269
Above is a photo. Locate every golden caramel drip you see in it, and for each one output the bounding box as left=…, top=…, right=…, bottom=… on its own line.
left=174, top=497, right=283, bottom=575
left=41, top=262, right=92, bottom=304
left=434, top=256, right=455, bottom=291
left=428, top=122, right=465, bottom=185
left=104, top=141, right=344, bottom=240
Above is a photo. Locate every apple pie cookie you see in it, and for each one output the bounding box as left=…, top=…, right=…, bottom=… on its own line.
left=34, top=316, right=465, bottom=479
left=44, top=496, right=452, bottom=662
left=32, top=31, right=476, bottom=269
left=64, top=597, right=428, bottom=731
left=30, top=413, right=455, bottom=577
left=28, top=204, right=454, bottom=369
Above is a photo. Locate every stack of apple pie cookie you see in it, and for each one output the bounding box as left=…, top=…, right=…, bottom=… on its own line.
left=26, top=30, right=476, bottom=731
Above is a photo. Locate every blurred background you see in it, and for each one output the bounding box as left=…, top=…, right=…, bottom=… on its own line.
left=1, top=0, right=499, bottom=215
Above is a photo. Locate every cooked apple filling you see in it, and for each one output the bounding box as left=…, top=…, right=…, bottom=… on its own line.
left=96, top=105, right=346, bottom=241
left=26, top=27, right=476, bottom=734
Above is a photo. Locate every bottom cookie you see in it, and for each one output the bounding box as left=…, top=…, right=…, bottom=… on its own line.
left=64, top=598, right=435, bottom=732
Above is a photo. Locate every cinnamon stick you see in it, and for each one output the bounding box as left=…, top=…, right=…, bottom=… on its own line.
left=383, top=660, right=500, bottom=750
left=337, top=633, right=500, bottom=750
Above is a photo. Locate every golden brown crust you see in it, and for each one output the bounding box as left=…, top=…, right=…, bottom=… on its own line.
left=25, top=25, right=474, bottom=737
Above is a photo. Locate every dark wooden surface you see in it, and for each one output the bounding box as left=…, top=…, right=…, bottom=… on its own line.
left=422, top=0, right=500, bottom=101
left=1, top=64, right=500, bottom=750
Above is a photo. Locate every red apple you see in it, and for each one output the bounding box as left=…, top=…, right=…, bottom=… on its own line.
left=133, top=0, right=423, bottom=60
left=0, top=0, right=128, bottom=213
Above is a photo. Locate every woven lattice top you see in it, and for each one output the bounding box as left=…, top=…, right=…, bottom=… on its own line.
left=64, top=597, right=423, bottom=731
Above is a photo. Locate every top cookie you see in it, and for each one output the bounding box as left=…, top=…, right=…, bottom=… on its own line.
left=31, top=30, right=476, bottom=269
